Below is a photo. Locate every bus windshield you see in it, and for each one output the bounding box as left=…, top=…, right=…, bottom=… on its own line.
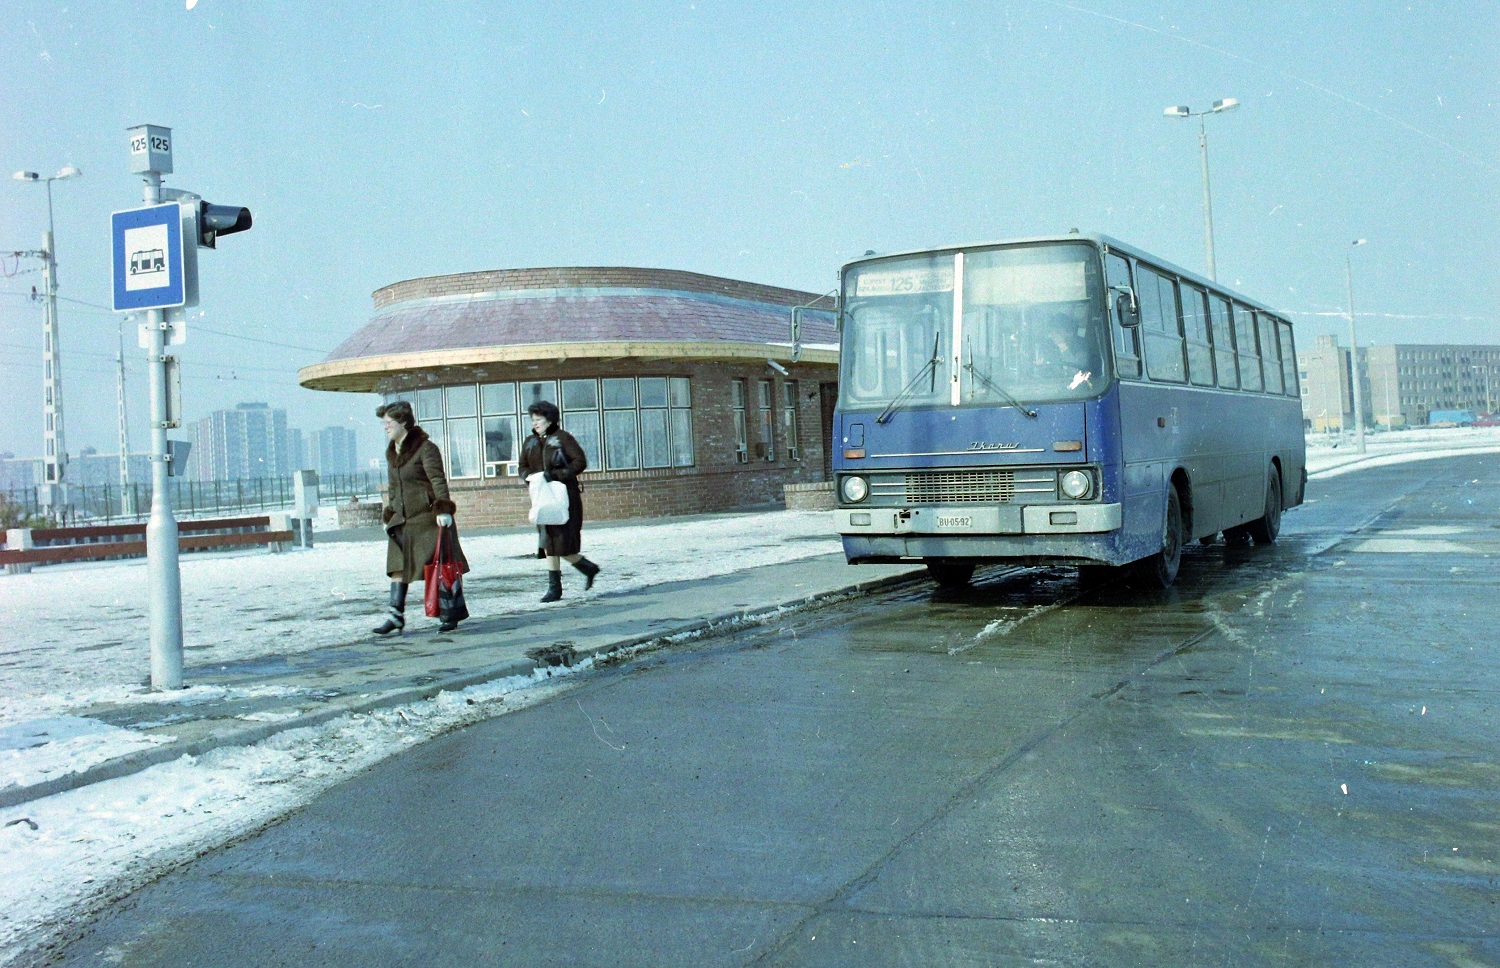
left=840, top=242, right=1111, bottom=411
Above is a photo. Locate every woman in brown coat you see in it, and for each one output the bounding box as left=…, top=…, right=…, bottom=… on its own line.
left=518, top=400, right=599, bottom=602
left=373, top=400, right=470, bottom=634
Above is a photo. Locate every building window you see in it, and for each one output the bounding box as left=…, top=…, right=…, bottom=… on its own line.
left=732, top=379, right=749, bottom=463
left=481, top=382, right=518, bottom=477
left=603, top=378, right=640, bottom=470
left=634, top=378, right=668, bottom=469
left=781, top=381, right=800, bottom=460
left=519, top=381, right=558, bottom=412
left=669, top=377, right=694, bottom=467
left=757, top=379, right=775, bottom=460
left=439, top=385, right=480, bottom=478
left=416, top=388, right=443, bottom=424
left=562, top=379, right=602, bottom=471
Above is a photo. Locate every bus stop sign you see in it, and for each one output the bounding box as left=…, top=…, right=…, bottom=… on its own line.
left=111, top=203, right=186, bottom=311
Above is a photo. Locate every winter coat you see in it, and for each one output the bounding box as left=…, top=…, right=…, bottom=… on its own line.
left=382, top=425, right=470, bottom=584
left=518, top=426, right=587, bottom=557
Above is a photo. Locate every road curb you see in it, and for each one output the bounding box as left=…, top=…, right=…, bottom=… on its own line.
left=0, top=566, right=926, bottom=811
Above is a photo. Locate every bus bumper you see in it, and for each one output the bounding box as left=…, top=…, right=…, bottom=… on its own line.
left=836, top=503, right=1128, bottom=566
left=835, top=503, right=1121, bottom=535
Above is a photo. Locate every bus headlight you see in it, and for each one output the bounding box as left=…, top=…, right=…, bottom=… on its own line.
left=841, top=475, right=869, bottom=503
left=1060, top=470, right=1093, bottom=500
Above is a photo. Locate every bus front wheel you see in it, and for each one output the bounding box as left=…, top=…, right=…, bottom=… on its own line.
left=1248, top=466, right=1283, bottom=545
left=926, top=560, right=976, bottom=588
left=1133, top=486, right=1183, bottom=589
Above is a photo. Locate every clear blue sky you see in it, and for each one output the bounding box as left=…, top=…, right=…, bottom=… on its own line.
left=2, top=0, right=1495, bottom=461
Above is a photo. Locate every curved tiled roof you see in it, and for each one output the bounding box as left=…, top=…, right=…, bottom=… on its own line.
left=300, top=267, right=839, bottom=392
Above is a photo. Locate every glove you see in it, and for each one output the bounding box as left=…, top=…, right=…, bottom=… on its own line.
left=436, top=513, right=454, bottom=528
left=541, top=470, right=555, bottom=482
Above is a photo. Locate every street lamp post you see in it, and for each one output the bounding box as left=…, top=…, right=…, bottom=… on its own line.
left=1165, top=98, right=1239, bottom=281
left=1346, top=239, right=1368, bottom=454
left=12, top=165, right=82, bottom=517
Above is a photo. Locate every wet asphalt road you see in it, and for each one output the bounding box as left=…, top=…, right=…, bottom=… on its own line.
left=35, top=455, right=1500, bottom=967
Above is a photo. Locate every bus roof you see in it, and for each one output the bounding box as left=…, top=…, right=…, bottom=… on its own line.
left=840, top=233, right=1289, bottom=320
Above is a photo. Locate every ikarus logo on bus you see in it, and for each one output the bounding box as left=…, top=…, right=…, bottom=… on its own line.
left=968, top=441, right=1020, bottom=451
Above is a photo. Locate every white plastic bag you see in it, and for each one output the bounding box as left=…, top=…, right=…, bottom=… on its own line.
left=527, top=474, right=570, bottom=525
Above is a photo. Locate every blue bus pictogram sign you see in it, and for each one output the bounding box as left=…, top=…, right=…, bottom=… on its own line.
left=112, top=203, right=185, bottom=311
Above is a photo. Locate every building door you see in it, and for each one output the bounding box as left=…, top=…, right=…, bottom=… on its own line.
left=819, top=382, right=838, bottom=480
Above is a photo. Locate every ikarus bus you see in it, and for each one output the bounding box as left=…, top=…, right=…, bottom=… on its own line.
left=833, top=234, right=1306, bottom=588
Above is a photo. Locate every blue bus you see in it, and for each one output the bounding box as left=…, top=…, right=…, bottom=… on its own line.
left=833, top=234, right=1306, bottom=588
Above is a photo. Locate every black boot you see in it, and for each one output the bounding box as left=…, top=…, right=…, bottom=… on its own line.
left=373, top=582, right=407, bottom=635
left=540, top=570, right=563, bottom=603
left=571, top=556, right=600, bottom=590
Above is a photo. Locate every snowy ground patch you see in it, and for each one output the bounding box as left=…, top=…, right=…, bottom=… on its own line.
left=0, top=664, right=587, bottom=966
left=0, top=509, right=840, bottom=729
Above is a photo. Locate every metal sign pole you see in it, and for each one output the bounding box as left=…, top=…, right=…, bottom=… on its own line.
left=139, top=168, right=184, bottom=690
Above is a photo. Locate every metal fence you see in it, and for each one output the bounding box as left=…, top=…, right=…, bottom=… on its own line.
left=2, top=471, right=385, bottom=526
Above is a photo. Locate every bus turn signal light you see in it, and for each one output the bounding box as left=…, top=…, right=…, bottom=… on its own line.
left=844, top=448, right=866, bottom=459
left=1053, top=441, right=1082, bottom=452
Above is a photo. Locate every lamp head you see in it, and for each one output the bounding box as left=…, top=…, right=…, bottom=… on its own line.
left=1351, top=238, right=1367, bottom=247
left=1211, top=98, right=1240, bottom=113
left=53, top=166, right=82, bottom=180
left=13, top=171, right=40, bottom=182
left=1164, top=106, right=1191, bottom=118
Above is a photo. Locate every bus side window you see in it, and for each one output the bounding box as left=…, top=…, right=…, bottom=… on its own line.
left=1182, top=282, right=1214, bottom=387
left=1210, top=295, right=1238, bottom=389
left=1104, top=253, right=1141, bottom=378
left=1138, top=265, right=1187, bottom=384
left=1259, top=312, right=1285, bottom=394
left=1277, top=319, right=1298, bottom=396
left=1233, top=303, right=1263, bottom=392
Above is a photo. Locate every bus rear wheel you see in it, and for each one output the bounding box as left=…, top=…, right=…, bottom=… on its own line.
left=1248, top=465, right=1283, bottom=544
left=926, top=560, right=976, bottom=588
left=1133, top=486, right=1183, bottom=589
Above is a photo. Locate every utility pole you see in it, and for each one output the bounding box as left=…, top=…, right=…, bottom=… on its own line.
left=1164, top=99, right=1239, bottom=281
left=11, top=166, right=82, bottom=518
left=1346, top=240, right=1368, bottom=454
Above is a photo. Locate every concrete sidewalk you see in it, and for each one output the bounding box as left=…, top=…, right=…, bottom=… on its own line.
left=0, top=553, right=926, bottom=810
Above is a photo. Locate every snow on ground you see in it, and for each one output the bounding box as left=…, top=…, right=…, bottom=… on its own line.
left=1304, top=425, right=1500, bottom=477
left=0, top=668, right=584, bottom=965
left=0, top=509, right=841, bottom=730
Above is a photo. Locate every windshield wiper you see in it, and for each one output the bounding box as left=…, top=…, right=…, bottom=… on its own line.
left=963, top=338, right=1038, bottom=419
left=875, top=330, right=943, bottom=425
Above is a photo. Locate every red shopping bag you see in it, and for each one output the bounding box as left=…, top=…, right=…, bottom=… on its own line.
left=423, top=527, right=463, bottom=618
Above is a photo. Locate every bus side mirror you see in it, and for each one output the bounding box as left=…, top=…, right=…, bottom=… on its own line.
left=1111, top=287, right=1140, bottom=328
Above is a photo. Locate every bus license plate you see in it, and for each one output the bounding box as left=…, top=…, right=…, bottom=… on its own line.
left=936, top=515, right=973, bottom=529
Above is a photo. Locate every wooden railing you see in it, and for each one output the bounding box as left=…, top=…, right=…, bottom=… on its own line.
left=1, top=516, right=295, bottom=568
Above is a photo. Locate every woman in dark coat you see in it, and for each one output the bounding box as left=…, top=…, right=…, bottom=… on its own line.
left=518, top=400, right=600, bottom=602
left=373, top=400, right=470, bottom=634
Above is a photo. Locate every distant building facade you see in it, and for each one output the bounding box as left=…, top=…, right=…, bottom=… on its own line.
left=1298, top=337, right=1500, bottom=429
left=188, top=402, right=292, bottom=481
left=2, top=450, right=151, bottom=493
left=309, top=426, right=359, bottom=477
left=299, top=266, right=838, bottom=526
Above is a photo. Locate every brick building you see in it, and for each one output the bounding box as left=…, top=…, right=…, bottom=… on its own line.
left=298, top=267, right=839, bottom=526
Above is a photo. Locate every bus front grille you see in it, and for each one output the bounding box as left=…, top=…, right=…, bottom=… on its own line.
left=907, top=470, right=1015, bottom=503
left=868, top=469, right=1056, bottom=504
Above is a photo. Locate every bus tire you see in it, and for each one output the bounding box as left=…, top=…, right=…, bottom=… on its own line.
left=1133, top=486, right=1183, bottom=589
left=927, top=560, right=976, bottom=588
left=1248, top=465, right=1283, bottom=545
